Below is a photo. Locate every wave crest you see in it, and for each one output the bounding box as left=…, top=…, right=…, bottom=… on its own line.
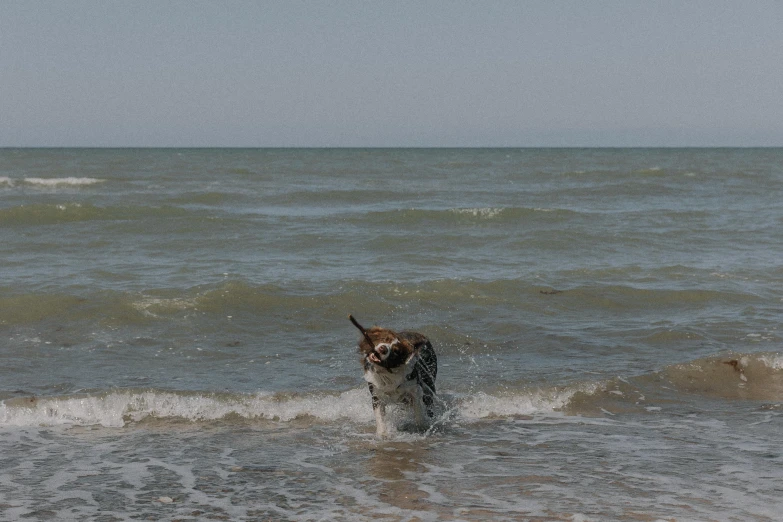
left=3, top=353, right=779, bottom=429
left=352, top=206, right=578, bottom=227
left=0, top=385, right=583, bottom=429
left=654, top=352, right=783, bottom=401
left=23, top=177, right=105, bottom=186
left=0, top=389, right=373, bottom=428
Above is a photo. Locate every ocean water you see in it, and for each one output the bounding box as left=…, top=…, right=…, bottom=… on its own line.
left=1, top=147, right=781, bottom=521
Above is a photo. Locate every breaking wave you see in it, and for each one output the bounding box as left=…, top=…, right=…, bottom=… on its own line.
left=3, top=352, right=779, bottom=429
left=0, top=385, right=588, bottom=429
left=0, top=388, right=370, bottom=428
left=23, top=177, right=105, bottom=186
left=0, top=177, right=106, bottom=188
left=650, top=352, right=783, bottom=401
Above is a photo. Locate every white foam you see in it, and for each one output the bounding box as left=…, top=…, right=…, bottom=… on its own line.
left=23, top=177, right=105, bottom=186
left=0, top=176, right=13, bottom=186
left=457, top=387, right=587, bottom=419
left=0, top=388, right=374, bottom=428
left=0, top=386, right=594, bottom=428
left=758, top=353, right=783, bottom=370
left=451, top=207, right=504, bottom=219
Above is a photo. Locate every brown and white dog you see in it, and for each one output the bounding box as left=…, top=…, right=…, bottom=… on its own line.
left=349, top=314, right=438, bottom=436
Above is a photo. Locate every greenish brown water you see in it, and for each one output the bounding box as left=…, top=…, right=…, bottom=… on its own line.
left=1, top=148, right=781, bottom=520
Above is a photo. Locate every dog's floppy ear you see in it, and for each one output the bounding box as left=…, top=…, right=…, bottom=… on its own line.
left=348, top=314, right=375, bottom=347
left=403, top=339, right=420, bottom=365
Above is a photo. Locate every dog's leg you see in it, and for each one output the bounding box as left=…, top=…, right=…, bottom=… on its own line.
left=422, top=392, right=435, bottom=419
left=374, top=402, right=388, bottom=436
left=412, top=395, right=427, bottom=429
left=417, top=373, right=436, bottom=419
left=408, top=385, right=431, bottom=430
left=368, top=383, right=388, bottom=436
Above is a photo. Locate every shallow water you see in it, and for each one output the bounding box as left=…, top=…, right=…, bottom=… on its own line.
left=1, top=148, right=782, bottom=520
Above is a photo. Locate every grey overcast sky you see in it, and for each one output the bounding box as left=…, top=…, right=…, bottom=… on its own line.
left=2, top=1, right=782, bottom=147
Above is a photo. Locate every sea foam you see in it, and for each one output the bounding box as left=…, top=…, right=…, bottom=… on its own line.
left=450, top=207, right=504, bottom=219
left=23, top=177, right=105, bottom=186
left=6, top=352, right=778, bottom=429
left=0, top=386, right=580, bottom=428
left=0, top=389, right=372, bottom=428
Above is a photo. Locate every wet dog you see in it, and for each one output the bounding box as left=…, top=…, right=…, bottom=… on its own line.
left=349, top=314, right=437, bottom=436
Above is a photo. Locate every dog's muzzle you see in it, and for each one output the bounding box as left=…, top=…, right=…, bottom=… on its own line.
left=368, top=340, right=398, bottom=364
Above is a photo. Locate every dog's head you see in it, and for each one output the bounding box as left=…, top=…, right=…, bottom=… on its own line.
left=349, top=314, right=418, bottom=369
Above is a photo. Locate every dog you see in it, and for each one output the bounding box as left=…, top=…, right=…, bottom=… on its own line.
left=349, top=314, right=437, bottom=436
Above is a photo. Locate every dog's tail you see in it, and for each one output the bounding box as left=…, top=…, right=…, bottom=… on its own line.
left=348, top=314, right=375, bottom=346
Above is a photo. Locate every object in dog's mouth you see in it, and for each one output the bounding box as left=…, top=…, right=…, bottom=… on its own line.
left=368, top=349, right=384, bottom=364
left=349, top=314, right=438, bottom=436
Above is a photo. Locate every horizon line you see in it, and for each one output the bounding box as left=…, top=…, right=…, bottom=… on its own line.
left=2, top=145, right=782, bottom=150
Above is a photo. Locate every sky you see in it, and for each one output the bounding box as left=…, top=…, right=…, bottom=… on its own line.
left=2, top=1, right=782, bottom=147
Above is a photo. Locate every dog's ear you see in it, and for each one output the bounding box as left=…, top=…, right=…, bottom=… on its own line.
left=402, top=339, right=420, bottom=365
